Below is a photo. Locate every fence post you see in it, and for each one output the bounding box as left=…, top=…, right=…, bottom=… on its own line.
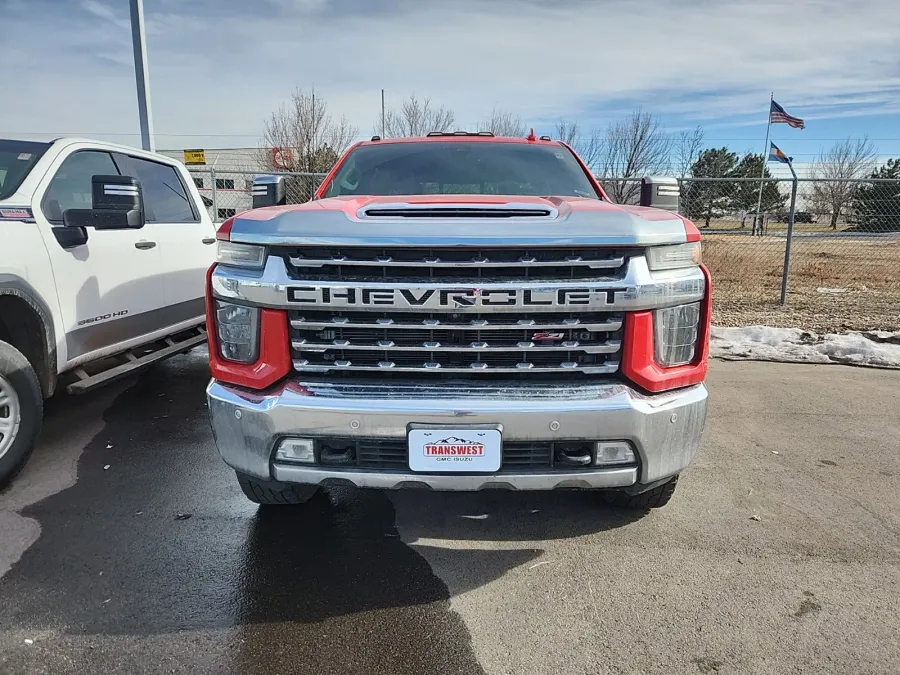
left=780, top=170, right=799, bottom=306
left=210, top=168, right=217, bottom=222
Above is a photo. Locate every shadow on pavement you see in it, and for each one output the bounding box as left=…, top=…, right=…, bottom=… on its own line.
left=0, top=351, right=646, bottom=674
left=392, top=489, right=644, bottom=544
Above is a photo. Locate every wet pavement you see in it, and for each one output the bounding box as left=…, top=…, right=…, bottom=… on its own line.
left=1, top=353, right=899, bottom=674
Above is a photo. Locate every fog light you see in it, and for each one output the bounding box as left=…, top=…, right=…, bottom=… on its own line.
left=594, top=441, right=636, bottom=466
left=274, top=438, right=316, bottom=464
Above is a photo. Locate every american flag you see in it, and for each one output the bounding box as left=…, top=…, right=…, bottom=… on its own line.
left=770, top=100, right=805, bottom=129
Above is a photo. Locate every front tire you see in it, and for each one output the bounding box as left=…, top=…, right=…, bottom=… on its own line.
left=602, top=475, right=679, bottom=510
left=236, top=472, right=319, bottom=505
left=0, top=340, right=43, bottom=489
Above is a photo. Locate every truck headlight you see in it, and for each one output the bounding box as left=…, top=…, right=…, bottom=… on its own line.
left=653, top=302, right=701, bottom=366
left=216, top=241, right=266, bottom=268
left=646, top=242, right=701, bottom=271
left=215, top=300, right=260, bottom=363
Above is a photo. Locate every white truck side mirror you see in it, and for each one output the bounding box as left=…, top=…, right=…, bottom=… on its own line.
left=640, top=177, right=680, bottom=212
left=252, top=175, right=287, bottom=208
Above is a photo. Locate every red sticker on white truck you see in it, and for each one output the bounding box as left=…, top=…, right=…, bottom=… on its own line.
left=0, top=207, right=34, bottom=221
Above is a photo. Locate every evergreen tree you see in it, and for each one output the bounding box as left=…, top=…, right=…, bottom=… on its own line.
left=683, top=148, right=738, bottom=227
left=851, top=159, right=900, bottom=232
left=731, top=153, right=786, bottom=232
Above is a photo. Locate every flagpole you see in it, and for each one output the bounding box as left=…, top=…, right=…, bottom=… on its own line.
left=753, top=92, right=773, bottom=235
left=780, top=156, right=799, bottom=304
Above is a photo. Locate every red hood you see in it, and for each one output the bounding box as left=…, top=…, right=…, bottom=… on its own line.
left=228, top=194, right=700, bottom=246
left=238, top=194, right=684, bottom=223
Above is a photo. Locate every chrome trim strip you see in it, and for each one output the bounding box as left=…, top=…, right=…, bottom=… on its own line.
left=290, top=317, right=624, bottom=332
left=270, top=465, right=638, bottom=491
left=211, top=256, right=705, bottom=313
left=291, top=340, right=622, bottom=354
left=288, top=255, right=626, bottom=270
left=291, top=360, right=620, bottom=374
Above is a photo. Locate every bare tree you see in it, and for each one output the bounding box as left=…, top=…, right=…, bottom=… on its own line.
left=596, top=108, right=672, bottom=204
left=380, top=94, right=455, bottom=137
left=809, top=137, right=878, bottom=229
left=554, top=119, right=603, bottom=172
left=674, top=126, right=705, bottom=179
left=480, top=108, right=527, bottom=137
left=260, top=88, right=358, bottom=173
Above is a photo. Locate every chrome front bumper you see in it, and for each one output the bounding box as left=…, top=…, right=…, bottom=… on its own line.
left=206, top=379, right=708, bottom=492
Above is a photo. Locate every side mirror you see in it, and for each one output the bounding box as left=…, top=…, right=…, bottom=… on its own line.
left=640, top=177, right=680, bottom=212
left=252, top=174, right=286, bottom=208
left=63, top=175, right=145, bottom=230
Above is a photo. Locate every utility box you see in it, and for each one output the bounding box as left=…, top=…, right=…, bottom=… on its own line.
left=252, top=175, right=287, bottom=209
left=640, top=177, right=680, bottom=212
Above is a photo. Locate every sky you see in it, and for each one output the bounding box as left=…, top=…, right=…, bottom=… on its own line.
left=3, top=0, right=900, bottom=176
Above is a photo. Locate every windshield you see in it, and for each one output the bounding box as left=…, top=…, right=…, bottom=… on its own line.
left=0, top=139, right=51, bottom=201
left=322, top=141, right=600, bottom=199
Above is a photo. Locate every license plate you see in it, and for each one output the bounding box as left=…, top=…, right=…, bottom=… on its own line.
left=408, top=427, right=502, bottom=472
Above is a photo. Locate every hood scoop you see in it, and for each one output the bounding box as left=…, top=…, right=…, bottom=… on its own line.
left=360, top=202, right=556, bottom=219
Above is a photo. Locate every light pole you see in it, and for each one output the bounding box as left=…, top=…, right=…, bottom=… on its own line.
left=130, top=0, right=155, bottom=151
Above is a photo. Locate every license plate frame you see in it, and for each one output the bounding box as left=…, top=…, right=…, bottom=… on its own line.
left=407, top=423, right=503, bottom=473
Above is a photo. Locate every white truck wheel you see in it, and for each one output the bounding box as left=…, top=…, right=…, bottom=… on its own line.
left=0, top=340, right=43, bottom=488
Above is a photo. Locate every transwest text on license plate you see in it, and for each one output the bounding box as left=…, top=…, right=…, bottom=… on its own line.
left=408, top=428, right=502, bottom=472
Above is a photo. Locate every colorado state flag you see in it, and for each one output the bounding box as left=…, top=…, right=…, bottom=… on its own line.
left=768, top=142, right=791, bottom=164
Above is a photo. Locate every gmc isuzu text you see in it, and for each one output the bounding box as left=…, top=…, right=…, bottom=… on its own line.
left=206, top=133, right=710, bottom=509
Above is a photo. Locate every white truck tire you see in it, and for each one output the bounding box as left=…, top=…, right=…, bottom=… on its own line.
left=0, top=340, right=43, bottom=488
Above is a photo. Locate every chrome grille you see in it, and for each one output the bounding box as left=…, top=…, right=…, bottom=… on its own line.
left=283, top=245, right=631, bottom=379
left=289, top=310, right=623, bottom=377
left=283, top=246, right=631, bottom=282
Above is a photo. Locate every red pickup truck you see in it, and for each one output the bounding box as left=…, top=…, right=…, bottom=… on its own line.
left=205, top=132, right=710, bottom=510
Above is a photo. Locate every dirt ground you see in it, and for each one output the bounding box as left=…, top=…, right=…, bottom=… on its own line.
left=702, top=233, right=900, bottom=332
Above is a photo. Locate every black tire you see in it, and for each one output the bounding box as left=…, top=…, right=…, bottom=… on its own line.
left=236, top=472, right=319, bottom=505
left=603, top=475, right=679, bottom=510
left=0, top=340, right=43, bottom=489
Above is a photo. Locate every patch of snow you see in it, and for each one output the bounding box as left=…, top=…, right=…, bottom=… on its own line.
left=816, top=287, right=847, bottom=294
left=711, top=326, right=900, bottom=369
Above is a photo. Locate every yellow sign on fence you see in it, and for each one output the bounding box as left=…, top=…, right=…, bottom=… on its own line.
left=183, top=149, right=206, bottom=165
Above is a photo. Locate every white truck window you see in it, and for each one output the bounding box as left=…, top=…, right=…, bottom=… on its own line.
left=0, top=139, right=51, bottom=200
left=42, top=151, right=119, bottom=222
left=127, top=157, right=199, bottom=224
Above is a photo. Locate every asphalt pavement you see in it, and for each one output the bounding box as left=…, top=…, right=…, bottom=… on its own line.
left=0, top=353, right=898, bottom=675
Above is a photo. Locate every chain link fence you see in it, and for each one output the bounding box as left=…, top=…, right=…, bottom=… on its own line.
left=677, top=177, right=900, bottom=332
left=187, top=168, right=326, bottom=222
left=190, top=167, right=900, bottom=332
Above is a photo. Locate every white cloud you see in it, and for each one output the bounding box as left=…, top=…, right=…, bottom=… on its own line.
left=80, top=0, right=131, bottom=31
left=1, top=0, right=898, bottom=148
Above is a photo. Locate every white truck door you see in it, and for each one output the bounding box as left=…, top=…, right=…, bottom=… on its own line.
left=117, top=154, right=216, bottom=319
left=34, top=148, right=167, bottom=366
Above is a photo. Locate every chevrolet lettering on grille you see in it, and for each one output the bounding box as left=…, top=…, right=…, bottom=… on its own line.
left=285, top=286, right=631, bottom=311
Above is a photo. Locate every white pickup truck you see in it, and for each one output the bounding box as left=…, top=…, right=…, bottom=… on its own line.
left=0, top=137, right=216, bottom=485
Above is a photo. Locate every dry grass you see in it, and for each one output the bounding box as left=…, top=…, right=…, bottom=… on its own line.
left=702, top=233, right=900, bottom=332
left=699, top=219, right=845, bottom=234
